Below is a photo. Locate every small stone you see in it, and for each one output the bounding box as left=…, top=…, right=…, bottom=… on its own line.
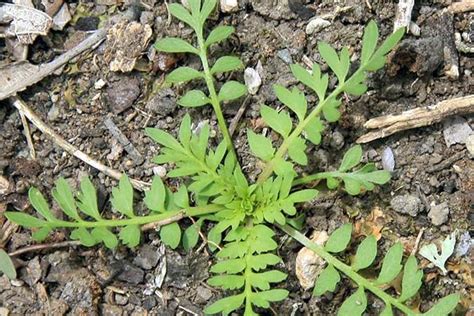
left=106, top=77, right=140, bottom=114
left=382, top=147, right=395, bottom=172
left=115, top=294, right=128, bottom=305
left=466, top=134, right=474, bottom=156
left=329, top=131, right=344, bottom=150
left=305, top=17, right=331, bottom=35
left=75, top=17, right=100, bottom=31
left=0, top=176, right=9, bottom=195
left=118, top=263, right=144, bottom=285
left=277, top=49, right=293, bottom=64
left=145, top=88, right=176, bottom=117
left=47, top=104, right=60, bottom=121
left=142, top=296, right=156, bottom=310
left=220, top=0, right=238, bottom=12
left=101, top=304, right=124, bottom=316
left=244, top=67, right=262, bottom=95
left=295, top=231, right=329, bottom=290
left=195, top=285, right=213, bottom=304
left=390, top=194, right=423, bottom=217
left=428, top=202, right=450, bottom=226
left=133, top=245, right=160, bottom=270
left=0, top=307, right=9, bottom=316
left=52, top=3, right=72, bottom=31
left=455, top=231, right=472, bottom=257
left=95, top=79, right=106, bottom=89
left=152, top=166, right=167, bottom=178
left=443, top=116, right=472, bottom=147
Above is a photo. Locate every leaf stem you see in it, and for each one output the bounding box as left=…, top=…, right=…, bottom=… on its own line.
left=279, top=224, right=417, bottom=316
left=196, top=31, right=238, bottom=162
left=46, top=204, right=223, bottom=229
left=292, top=171, right=342, bottom=186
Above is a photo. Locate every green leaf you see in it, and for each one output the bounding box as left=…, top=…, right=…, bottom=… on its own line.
left=251, top=289, right=289, bottom=308
left=423, top=293, right=460, bottom=316
left=313, top=264, right=340, bottom=296
left=318, top=42, right=349, bottom=83
left=205, top=25, right=234, bottom=47
left=0, top=249, right=16, bottom=280
left=200, top=0, right=217, bottom=22
left=325, top=223, right=352, bottom=253
left=119, top=225, right=141, bottom=248
left=166, top=67, right=203, bottom=84
left=218, top=81, right=247, bottom=102
left=52, top=178, right=79, bottom=220
left=144, top=176, right=166, bottom=212
left=322, top=97, right=341, bottom=122
left=361, top=21, right=379, bottom=65
left=155, top=37, right=198, bottom=54
left=210, top=56, right=243, bottom=74
left=29, top=188, right=55, bottom=222
left=146, top=128, right=183, bottom=151
left=288, top=189, right=318, bottom=203
left=160, top=222, right=181, bottom=249
left=337, top=287, right=367, bottom=316
left=288, top=136, right=307, bottom=165
left=247, top=129, right=274, bottom=161
left=363, top=170, right=391, bottom=184
left=111, top=175, right=135, bottom=218
left=6, top=212, right=46, bottom=230
left=343, top=177, right=362, bottom=195
left=182, top=222, right=201, bottom=251
left=91, top=227, right=118, bottom=249
left=187, top=0, right=201, bottom=16
left=339, top=145, right=362, bottom=172
left=399, top=255, right=423, bottom=302
left=70, top=227, right=96, bottom=247
left=77, top=177, right=101, bottom=220
left=32, top=226, right=52, bottom=241
left=419, top=232, right=456, bottom=275
left=168, top=3, right=196, bottom=29
left=304, top=117, right=324, bottom=145
left=178, top=90, right=210, bottom=107
left=260, top=105, right=292, bottom=138
left=204, top=294, right=245, bottom=315
left=273, top=85, right=307, bottom=121
left=208, top=275, right=245, bottom=290
left=366, top=27, right=404, bottom=71
left=377, top=242, right=403, bottom=284
left=211, top=258, right=246, bottom=274
left=352, top=235, right=377, bottom=271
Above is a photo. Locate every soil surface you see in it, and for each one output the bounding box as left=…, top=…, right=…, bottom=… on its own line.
left=0, top=0, right=473, bottom=315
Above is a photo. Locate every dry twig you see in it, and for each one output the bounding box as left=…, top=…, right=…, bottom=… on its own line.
left=448, top=0, right=474, bottom=13
left=8, top=240, right=81, bottom=257
left=11, top=96, right=150, bottom=191
left=357, top=95, right=474, bottom=143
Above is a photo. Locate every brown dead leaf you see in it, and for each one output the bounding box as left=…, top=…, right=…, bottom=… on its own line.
left=353, top=206, right=386, bottom=240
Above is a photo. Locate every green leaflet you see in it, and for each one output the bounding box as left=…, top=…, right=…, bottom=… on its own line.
left=155, top=37, right=198, bottom=54
left=273, top=85, right=307, bottom=121
left=77, top=177, right=101, bottom=220
left=0, top=249, right=16, bottom=280
left=399, top=255, right=423, bottom=302
left=423, top=293, right=460, bottom=316
left=111, top=175, right=135, bottom=218
left=118, top=225, right=141, bottom=248
left=260, top=105, right=292, bottom=138
left=247, top=129, right=274, bottom=161
left=287, top=136, right=307, bottom=165
left=352, top=235, right=377, bottom=271
left=52, top=177, right=79, bottom=221
left=211, top=56, right=243, bottom=74
left=166, top=66, right=203, bottom=84
left=376, top=242, right=403, bottom=284
left=218, top=81, right=247, bottom=102
left=313, top=264, right=340, bottom=296
left=205, top=25, right=234, bottom=47
left=144, top=176, right=166, bottom=212
left=325, top=223, right=352, bottom=253
left=337, top=287, right=367, bottom=316
left=339, top=145, right=362, bottom=172
left=178, top=90, right=210, bottom=107
left=160, top=222, right=182, bottom=249
left=29, top=187, right=56, bottom=222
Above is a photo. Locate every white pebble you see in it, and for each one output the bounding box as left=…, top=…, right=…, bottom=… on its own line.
left=382, top=147, right=395, bottom=172
left=94, top=79, right=106, bottom=89
left=153, top=166, right=167, bottom=178
left=466, top=134, right=474, bottom=156
left=305, top=17, right=331, bottom=35
left=220, top=0, right=238, bottom=12
left=244, top=67, right=262, bottom=95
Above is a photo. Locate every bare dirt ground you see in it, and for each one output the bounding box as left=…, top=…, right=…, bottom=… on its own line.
left=0, top=0, right=472, bottom=315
